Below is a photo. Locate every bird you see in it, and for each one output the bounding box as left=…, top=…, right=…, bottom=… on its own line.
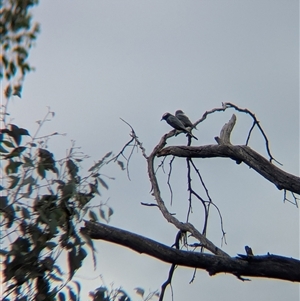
left=161, top=112, right=198, bottom=140
left=175, top=110, right=197, bottom=129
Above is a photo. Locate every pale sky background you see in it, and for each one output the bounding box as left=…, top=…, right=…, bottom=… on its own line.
left=7, top=1, right=299, bottom=300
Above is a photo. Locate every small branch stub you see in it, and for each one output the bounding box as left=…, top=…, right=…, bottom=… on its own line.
left=215, top=114, right=236, bottom=145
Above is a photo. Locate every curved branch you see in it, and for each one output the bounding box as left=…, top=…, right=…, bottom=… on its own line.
left=157, top=144, right=300, bottom=194
left=147, top=135, right=228, bottom=257
left=81, top=221, right=300, bottom=282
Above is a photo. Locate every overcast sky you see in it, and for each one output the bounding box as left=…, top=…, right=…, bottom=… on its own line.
left=8, top=1, right=299, bottom=300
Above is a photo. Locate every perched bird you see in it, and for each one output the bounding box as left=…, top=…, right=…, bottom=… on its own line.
left=161, top=112, right=198, bottom=140
left=175, top=110, right=197, bottom=129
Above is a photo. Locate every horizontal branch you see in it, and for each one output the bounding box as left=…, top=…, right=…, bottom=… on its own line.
left=81, top=221, right=300, bottom=282
left=157, top=144, right=300, bottom=194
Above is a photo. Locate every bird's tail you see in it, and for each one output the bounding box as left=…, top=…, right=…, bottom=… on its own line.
left=187, top=130, right=198, bottom=140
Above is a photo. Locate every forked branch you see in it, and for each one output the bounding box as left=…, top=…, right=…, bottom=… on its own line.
left=158, top=115, right=300, bottom=195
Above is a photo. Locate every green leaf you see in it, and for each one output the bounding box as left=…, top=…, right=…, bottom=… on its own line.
left=0, top=144, right=9, bottom=153
left=2, top=55, right=8, bottom=67
left=73, top=281, right=81, bottom=295
left=13, top=237, right=30, bottom=253
left=5, top=146, right=26, bottom=159
left=5, top=160, right=23, bottom=174
left=117, top=160, right=125, bottom=170
left=68, top=248, right=77, bottom=279
left=104, top=151, right=113, bottom=158
left=48, top=273, right=63, bottom=282
left=46, top=242, right=57, bottom=250
left=89, top=210, right=98, bottom=222
left=8, top=175, right=20, bottom=189
left=23, top=156, right=34, bottom=167
left=23, top=183, right=33, bottom=198
left=93, top=287, right=108, bottom=301
left=37, top=208, right=50, bottom=225
left=99, top=208, right=106, bottom=220
left=22, top=175, right=35, bottom=186
left=134, top=287, right=145, bottom=297
left=58, top=292, right=66, bottom=301
left=89, top=183, right=100, bottom=196
left=69, top=289, right=77, bottom=301
left=41, top=256, right=55, bottom=271
left=66, top=159, right=78, bottom=178
left=18, top=128, right=30, bottom=136
left=88, top=161, right=102, bottom=172
left=80, top=229, right=95, bottom=252
left=12, top=85, right=22, bottom=97
left=2, top=140, right=15, bottom=148
left=38, top=148, right=57, bottom=173
left=97, top=177, right=109, bottom=190
left=21, top=63, right=31, bottom=75
left=76, top=193, right=93, bottom=208
left=37, top=162, right=45, bottom=179
left=78, top=247, right=87, bottom=261
left=21, top=207, right=30, bottom=219
left=10, top=161, right=23, bottom=174
left=0, top=249, right=8, bottom=256
left=49, top=217, right=58, bottom=235
left=108, top=207, right=114, bottom=218
left=53, top=265, right=63, bottom=276
left=5, top=205, right=15, bottom=228
left=0, top=196, right=8, bottom=210
left=9, top=124, right=22, bottom=145
left=9, top=61, right=16, bottom=76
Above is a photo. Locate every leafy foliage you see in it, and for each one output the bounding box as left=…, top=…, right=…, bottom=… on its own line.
left=1, top=0, right=40, bottom=100
left=0, top=2, right=122, bottom=297
left=88, top=283, right=159, bottom=301
left=0, top=2, right=157, bottom=300
left=0, top=118, right=120, bottom=300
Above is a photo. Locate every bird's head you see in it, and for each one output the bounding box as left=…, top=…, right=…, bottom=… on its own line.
left=161, top=112, right=171, bottom=121
left=175, top=110, right=184, bottom=115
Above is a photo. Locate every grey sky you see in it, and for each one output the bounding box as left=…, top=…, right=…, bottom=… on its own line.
left=9, top=1, right=299, bottom=300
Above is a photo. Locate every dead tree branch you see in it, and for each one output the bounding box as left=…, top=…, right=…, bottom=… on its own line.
left=157, top=144, right=300, bottom=194
left=147, top=134, right=229, bottom=257
left=81, top=221, right=300, bottom=283
left=158, top=114, right=300, bottom=195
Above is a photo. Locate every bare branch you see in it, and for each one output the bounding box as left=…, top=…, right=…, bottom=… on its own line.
left=81, top=221, right=300, bottom=282
left=194, top=103, right=281, bottom=164
left=147, top=134, right=229, bottom=257
left=158, top=144, right=300, bottom=195
left=222, top=103, right=281, bottom=164
left=167, top=157, right=175, bottom=205
left=215, top=114, right=236, bottom=145
left=159, top=232, right=182, bottom=301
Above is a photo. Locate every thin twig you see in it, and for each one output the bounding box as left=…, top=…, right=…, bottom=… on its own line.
left=167, top=156, right=175, bottom=205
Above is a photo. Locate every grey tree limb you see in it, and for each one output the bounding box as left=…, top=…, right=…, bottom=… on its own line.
left=157, top=144, right=300, bottom=194
left=157, top=114, right=300, bottom=195
left=81, top=220, right=300, bottom=283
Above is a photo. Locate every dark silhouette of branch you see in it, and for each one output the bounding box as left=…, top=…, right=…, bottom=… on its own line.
left=194, top=103, right=281, bottom=164
left=81, top=221, right=300, bottom=282
left=157, top=144, right=300, bottom=194
left=159, top=231, right=182, bottom=301
left=147, top=134, right=228, bottom=256
left=158, top=114, right=300, bottom=195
